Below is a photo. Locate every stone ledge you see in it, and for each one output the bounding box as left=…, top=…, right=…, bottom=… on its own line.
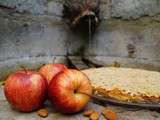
left=0, top=56, right=67, bottom=81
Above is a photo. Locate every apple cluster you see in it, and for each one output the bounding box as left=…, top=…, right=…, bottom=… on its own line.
left=4, top=64, right=93, bottom=113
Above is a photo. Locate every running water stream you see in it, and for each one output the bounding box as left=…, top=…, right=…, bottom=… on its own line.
left=88, top=17, right=92, bottom=50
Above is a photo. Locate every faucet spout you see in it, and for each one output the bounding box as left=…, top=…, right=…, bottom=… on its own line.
left=63, top=0, right=100, bottom=33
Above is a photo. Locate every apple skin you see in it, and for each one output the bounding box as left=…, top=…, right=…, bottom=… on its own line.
left=48, top=69, right=92, bottom=114
left=4, top=71, right=47, bottom=112
left=39, top=64, right=67, bottom=84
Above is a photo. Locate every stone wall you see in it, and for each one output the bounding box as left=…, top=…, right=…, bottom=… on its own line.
left=0, top=0, right=160, bottom=70
left=0, top=0, right=160, bottom=18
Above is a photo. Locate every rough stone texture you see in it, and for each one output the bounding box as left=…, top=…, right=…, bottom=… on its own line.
left=0, top=0, right=160, bottom=19
left=0, top=8, right=67, bottom=61
left=0, top=0, right=46, bottom=15
left=110, top=0, right=160, bottom=19
left=85, top=18, right=160, bottom=61
left=0, top=86, right=160, bottom=120
left=0, top=6, right=160, bottom=73
left=46, top=1, right=63, bottom=16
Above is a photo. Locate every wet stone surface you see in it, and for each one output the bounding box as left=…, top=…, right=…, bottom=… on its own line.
left=0, top=86, right=160, bottom=120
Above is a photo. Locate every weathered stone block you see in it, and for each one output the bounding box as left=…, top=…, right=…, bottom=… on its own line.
left=110, top=0, right=160, bottom=19
left=0, top=0, right=46, bottom=15
left=0, top=15, right=67, bottom=61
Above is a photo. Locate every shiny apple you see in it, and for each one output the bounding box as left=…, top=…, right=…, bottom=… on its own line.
left=48, top=69, right=92, bottom=113
left=39, top=64, right=67, bottom=84
left=4, top=70, right=47, bottom=112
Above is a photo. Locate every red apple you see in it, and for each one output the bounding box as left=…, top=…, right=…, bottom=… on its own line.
left=4, top=70, right=47, bottom=112
left=39, top=64, right=67, bottom=84
left=48, top=69, right=92, bottom=114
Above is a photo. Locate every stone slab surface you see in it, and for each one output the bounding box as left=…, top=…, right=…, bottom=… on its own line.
left=83, top=56, right=160, bottom=72
left=0, top=86, right=160, bottom=120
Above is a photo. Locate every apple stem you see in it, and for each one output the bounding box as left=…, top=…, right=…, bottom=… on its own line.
left=53, top=57, right=56, bottom=63
left=20, top=65, right=28, bottom=73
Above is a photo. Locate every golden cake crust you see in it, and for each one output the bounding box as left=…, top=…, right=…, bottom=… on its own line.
left=82, top=67, right=160, bottom=103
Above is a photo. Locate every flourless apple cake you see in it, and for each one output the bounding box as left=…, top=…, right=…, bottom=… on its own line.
left=82, top=67, right=160, bottom=103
